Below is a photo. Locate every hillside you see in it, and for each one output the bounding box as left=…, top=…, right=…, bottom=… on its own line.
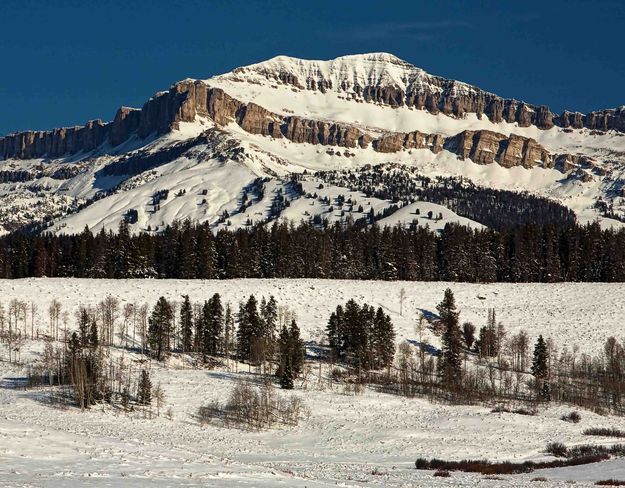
left=2, top=278, right=625, bottom=487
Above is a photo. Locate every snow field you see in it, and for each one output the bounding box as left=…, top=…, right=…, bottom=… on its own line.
left=2, top=279, right=625, bottom=487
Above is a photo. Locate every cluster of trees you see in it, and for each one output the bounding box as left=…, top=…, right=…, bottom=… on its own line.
left=31, top=330, right=160, bottom=414
left=326, top=300, right=396, bottom=370
left=315, top=165, right=576, bottom=230
left=378, top=288, right=625, bottom=414
left=145, top=293, right=304, bottom=387
left=19, top=286, right=625, bottom=417
left=25, top=291, right=307, bottom=413
left=3, top=219, right=625, bottom=282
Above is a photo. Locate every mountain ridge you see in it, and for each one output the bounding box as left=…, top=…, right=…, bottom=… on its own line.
left=0, top=53, right=624, bottom=235
left=2, top=53, right=625, bottom=161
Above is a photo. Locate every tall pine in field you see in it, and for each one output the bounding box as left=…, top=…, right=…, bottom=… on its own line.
left=77, top=307, right=90, bottom=348
left=261, top=295, right=278, bottom=340
left=372, top=307, right=395, bottom=369
left=437, top=288, right=462, bottom=388
left=532, top=335, right=550, bottom=400
left=180, top=295, right=193, bottom=353
left=148, top=296, right=173, bottom=361
left=531, top=335, right=548, bottom=379
left=277, top=319, right=305, bottom=389
left=289, top=319, right=305, bottom=375
left=236, top=295, right=262, bottom=362
left=137, top=369, right=152, bottom=405
left=326, top=305, right=345, bottom=362
left=223, top=303, right=234, bottom=360
left=202, top=293, right=223, bottom=358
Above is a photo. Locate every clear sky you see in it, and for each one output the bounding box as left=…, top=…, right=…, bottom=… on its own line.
left=1, top=0, right=624, bottom=135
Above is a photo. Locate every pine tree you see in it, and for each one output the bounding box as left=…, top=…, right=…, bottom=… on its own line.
left=138, top=369, right=152, bottom=405
left=236, top=295, right=262, bottom=362
left=179, top=295, right=193, bottom=353
left=532, top=335, right=550, bottom=400
left=68, top=331, right=81, bottom=358
left=223, top=303, right=234, bottom=361
left=289, top=319, right=305, bottom=375
left=326, top=305, right=344, bottom=361
left=372, top=307, right=395, bottom=369
left=532, top=335, right=549, bottom=379
left=262, top=295, right=278, bottom=340
left=277, top=319, right=305, bottom=389
left=437, top=288, right=462, bottom=388
left=77, top=307, right=90, bottom=348
left=148, top=297, right=173, bottom=361
left=203, top=293, right=223, bottom=358
left=89, top=318, right=99, bottom=349
left=278, top=324, right=294, bottom=389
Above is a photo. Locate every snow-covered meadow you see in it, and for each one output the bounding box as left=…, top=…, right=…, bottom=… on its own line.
left=2, top=278, right=625, bottom=487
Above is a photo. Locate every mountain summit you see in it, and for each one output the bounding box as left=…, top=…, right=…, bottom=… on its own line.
left=0, top=53, right=624, bottom=234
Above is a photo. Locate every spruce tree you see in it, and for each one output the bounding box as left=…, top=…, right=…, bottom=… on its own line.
left=289, top=319, right=305, bottom=375
left=372, top=307, right=396, bottom=369
left=180, top=295, right=193, bottom=353
left=148, top=297, right=173, bottom=361
left=437, top=288, right=462, bottom=388
left=531, top=335, right=548, bottom=379
left=532, top=335, right=550, bottom=400
left=278, top=324, right=294, bottom=388
left=223, top=303, right=234, bottom=360
left=77, top=307, right=90, bottom=348
left=89, top=318, right=99, bottom=349
left=326, top=305, right=345, bottom=361
left=203, top=293, right=223, bottom=358
left=277, top=319, right=305, bottom=388
left=138, top=369, right=152, bottom=405
left=236, top=295, right=262, bottom=362
left=262, top=296, right=278, bottom=340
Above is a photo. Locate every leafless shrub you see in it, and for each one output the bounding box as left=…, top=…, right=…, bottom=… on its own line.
left=561, top=411, right=581, bottom=423
left=584, top=428, right=625, bottom=438
left=197, top=381, right=308, bottom=430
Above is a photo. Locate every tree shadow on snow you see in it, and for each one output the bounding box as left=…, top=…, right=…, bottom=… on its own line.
left=407, top=339, right=441, bottom=357
left=417, top=308, right=439, bottom=322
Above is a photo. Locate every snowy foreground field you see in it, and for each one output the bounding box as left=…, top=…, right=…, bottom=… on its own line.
left=2, top=278, right=625, bottom=487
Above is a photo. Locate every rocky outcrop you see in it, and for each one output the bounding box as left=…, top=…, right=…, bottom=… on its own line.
left=444, top=130, right=552, bottom=169
left=0, top=78, right=566, bottom=175
left=373, top=131, right=444, bottom=153
left=0, top=119, right=110, bottom=160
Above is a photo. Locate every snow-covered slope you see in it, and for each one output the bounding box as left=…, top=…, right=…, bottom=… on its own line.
left=3, top=278, right=625, bottom=487
left=2, top=53, right=625, bottom=234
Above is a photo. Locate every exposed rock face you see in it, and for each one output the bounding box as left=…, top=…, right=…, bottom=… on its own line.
left=0, top=78, right=562, bottom=174
left=444, top=130, right=552, bottom=169
left=373, top=131, right=444, bottom=153
left=0, top=120, right=110, bottom=160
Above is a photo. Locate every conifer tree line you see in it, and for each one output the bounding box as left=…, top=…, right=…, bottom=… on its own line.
left=1, top=219, right=625, bottom=282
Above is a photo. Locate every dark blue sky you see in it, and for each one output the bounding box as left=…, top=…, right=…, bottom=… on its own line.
left=2, top=0, right=624, bottom=135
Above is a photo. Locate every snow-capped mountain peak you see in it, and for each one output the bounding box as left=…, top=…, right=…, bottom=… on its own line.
left=1, top=53, right=625, bottom=235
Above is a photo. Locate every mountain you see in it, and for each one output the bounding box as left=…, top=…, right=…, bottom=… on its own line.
left=1, top=52, right=625, bottom=235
